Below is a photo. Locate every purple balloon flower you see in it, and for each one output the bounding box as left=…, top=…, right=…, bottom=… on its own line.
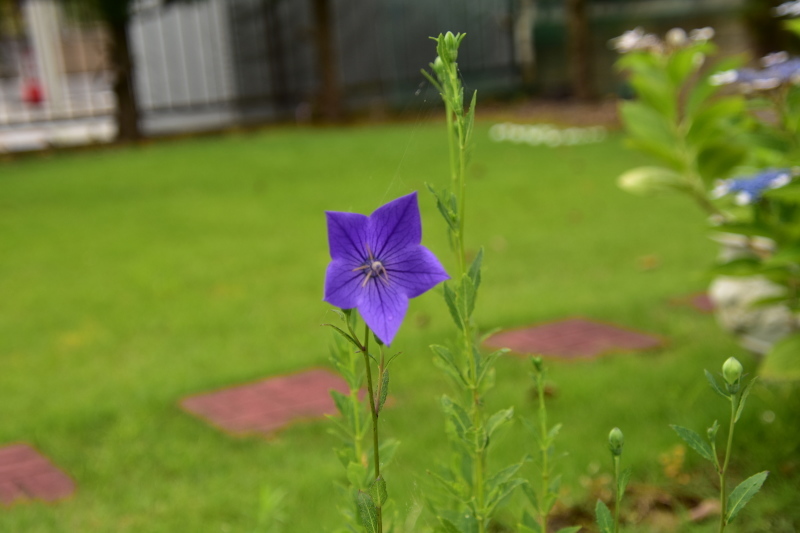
left=324, top=192, right=449, bottom=345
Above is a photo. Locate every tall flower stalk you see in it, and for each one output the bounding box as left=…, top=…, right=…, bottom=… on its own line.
left=323, top=193, right=449, bottom=532
left=423, top=33, right=523, bottom=533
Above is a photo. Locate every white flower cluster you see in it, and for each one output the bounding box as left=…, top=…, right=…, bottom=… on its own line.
left=489, top=123, right=606, bottom=147
left=609, top=27, right=714, bottom=54
left=775, top=0, right=800, bottom=17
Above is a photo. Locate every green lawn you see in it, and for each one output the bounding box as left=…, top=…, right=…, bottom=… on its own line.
left=0, top=122, right=797, bottom=532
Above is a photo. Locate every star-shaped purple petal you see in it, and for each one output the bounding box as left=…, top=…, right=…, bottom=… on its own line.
left=324, top=192, right=449, bottom=345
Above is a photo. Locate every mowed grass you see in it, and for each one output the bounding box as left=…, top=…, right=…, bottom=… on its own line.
left=0, top=121, right=798, bottom=532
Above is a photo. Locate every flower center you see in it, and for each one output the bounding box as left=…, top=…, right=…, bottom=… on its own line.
left=352, top=246, right=390, bottom=287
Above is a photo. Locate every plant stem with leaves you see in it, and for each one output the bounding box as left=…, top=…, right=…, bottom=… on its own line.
left=671, top=357, right=769, bottom=533
left=423, top=33, right=522, bottom=533
left=325, top=311, right=393, bottom=533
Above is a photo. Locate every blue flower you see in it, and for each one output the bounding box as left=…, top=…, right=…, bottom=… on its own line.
left=323, top=192, right=449, bottom=345
left=712, top=169, right=793, bottom=205
left=711, top=53, right=800, bottom=90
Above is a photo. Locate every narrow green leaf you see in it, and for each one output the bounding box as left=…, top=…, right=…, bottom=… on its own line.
left=485, top=407, right=514, bottom=438
left=519, top=509, right=543, bottom=533
left=735, top=377, right=757, bottom=423
left=369, top=476, right=388, bottom=507
left=618, top=467, right=632, bottom=495
left=355, top=491, right=379, bottom=533
left=442, top=282, right=463, bottom=330
left=468, top=247, right=483, bottom=291
left=521, top=482, right=539, bottom=508
left=465, top=90, right=477, bottom=147
left=555, top=527, right=582, bottom=533
left=477, top=348, right=507, bottom=386
left=726, top=471, right=769, bottom=523
left=440, top=395, right=472, bottom=441
left=378, top=368, right=390, bottom=414
left=436, top=517, right=461, bottom=533
left=377, top=438, right=400, bottom=467
left=428, top=469, right=467, bottom=500
left=547, top=423, right=563, bottom=441
left=330, top=390, right=354, bottom=424
left=670, top=425, right=716, bottom=463
left=323, top=324, right=362, bottom=350
left=595, top=499, right=614, bottom=533
left=459, top=273, right=477, bottom=320
left=347, top=461, right=368, bottom=489
left=705, top=370, right=730, bottom=399
left=345, top=308, right=359, bottom=335
left=431, top=344, right=466, bottom=385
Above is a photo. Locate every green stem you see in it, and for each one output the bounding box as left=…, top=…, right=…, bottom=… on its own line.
left=718, top=396, right=737, bottom=533
left=537, top=371, right=549, bottom=531
left=613, top=455, right=621, bottom=533
left=362, top=325, right=382, bottom=533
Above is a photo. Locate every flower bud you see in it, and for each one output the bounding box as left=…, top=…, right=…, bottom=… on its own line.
left=444, top=32, right=458, bottom=61
left=608, top=427, right=624, bottom=456
left=722, top=357, right=743, bottom=386
left=531, top=356, right=543, bottom=373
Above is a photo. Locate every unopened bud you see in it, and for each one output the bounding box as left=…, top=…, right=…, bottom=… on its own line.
left=531, top=356, right=543, bottom=373
left=608, top=427, right=624, bottom=456
left=722, top=357, right=743, bottom=386
left=444, top=32, right=457, bottom=54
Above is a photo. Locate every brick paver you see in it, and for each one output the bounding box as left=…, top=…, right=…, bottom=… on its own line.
left=180, top=368, right=353, bottom=436
left=484, top=317, right=664, bottom=359
left=0, top=444, right=75, bottom=505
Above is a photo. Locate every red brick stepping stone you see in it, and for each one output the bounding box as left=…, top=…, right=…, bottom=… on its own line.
left=180, top=368, right=354, bottom=436
left=0, top=443, right=75, bottom=505
left=484, top=317, right=664, bottom=359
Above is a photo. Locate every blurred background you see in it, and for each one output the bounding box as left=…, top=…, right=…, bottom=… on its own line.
left=0, top=0, right=791, bottom=148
